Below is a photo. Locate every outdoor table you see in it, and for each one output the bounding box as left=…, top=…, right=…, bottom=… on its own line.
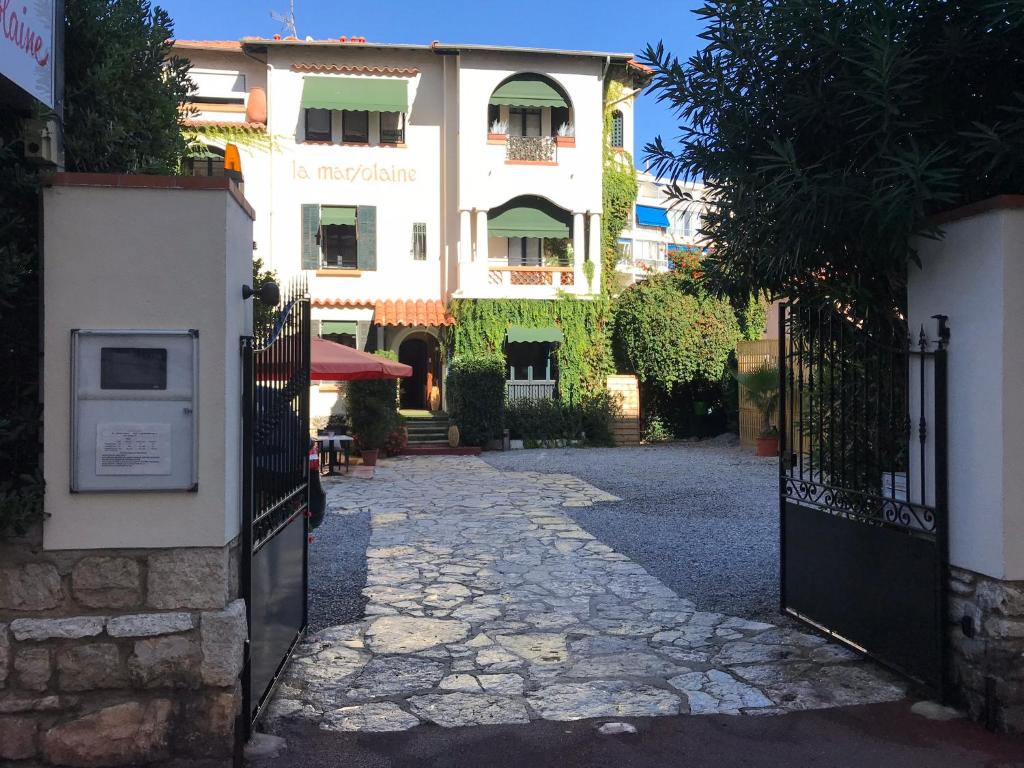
left=317, top=434, right=353, bottom=475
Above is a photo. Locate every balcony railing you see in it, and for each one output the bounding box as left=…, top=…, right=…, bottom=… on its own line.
left=506, top=135, right=556, bottom=163
left=487, top=265, right=574, bottom=287
left=507, top=380, right=557, bottom=401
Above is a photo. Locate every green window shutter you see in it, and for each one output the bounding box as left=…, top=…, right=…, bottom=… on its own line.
left=357, top=206, right=377, bottom=271
left=301, top=204, right=321, bottom=270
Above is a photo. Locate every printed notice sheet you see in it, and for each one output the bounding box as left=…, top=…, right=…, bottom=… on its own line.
left=96, top=423, right=172, bottom=475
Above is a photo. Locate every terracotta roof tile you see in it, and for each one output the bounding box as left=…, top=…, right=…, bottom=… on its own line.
left=173, top=40, right=242, bottom=51
left=374, top=299, right=454, bottom=327
left=311, top=298, right=374, bottom=309
left=181, top=119, right=266, bottom=131
left=627, top=58, right=654, bottom=75
left=291, top=63, right=419, bottom=76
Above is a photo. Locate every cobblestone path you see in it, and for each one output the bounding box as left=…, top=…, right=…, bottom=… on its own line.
left=265, top=456, right=906, bottom=733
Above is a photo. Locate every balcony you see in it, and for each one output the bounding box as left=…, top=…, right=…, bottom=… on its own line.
left=487, top=265, right=574, bottom=288
left=506, top=136, right=556, bottom=164
left=507, top=379, right=557, bottom=401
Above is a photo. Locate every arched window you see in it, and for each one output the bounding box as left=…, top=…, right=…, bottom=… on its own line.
left=610, top=110, right=624, bottom=148
left=488, top=73, right=572, bottom=137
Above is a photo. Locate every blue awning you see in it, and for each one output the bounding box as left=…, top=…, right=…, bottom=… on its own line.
left=636, top=205, right=670, bottom=228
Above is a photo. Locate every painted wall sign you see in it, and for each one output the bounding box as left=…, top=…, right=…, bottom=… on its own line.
left=0, top=0, right=55, bottom=107
left=291, top=160, right=418, bottom=183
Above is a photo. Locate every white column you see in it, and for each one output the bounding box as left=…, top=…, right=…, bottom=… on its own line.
left=457, top=209, right=473, bottom=295
left=573, top=212, right=586, bottom=292
left=459, top=209, right=472, bottom=263
left=588, top=212, right=602, bottom=294
left=475, top=209, right=489, bottom=263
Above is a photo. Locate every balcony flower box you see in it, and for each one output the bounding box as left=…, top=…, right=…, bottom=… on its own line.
left=487, top=133, right=508, bottom=144
left=555, top=136, right=575, bottom=148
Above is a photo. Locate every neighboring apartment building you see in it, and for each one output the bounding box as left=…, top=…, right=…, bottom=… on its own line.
left=174, top=36, right=648, bottom=414
left=617, top=171, right=708, bottom=284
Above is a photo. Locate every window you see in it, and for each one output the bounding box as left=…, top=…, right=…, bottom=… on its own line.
left=610, top=110, right=624, bottom=148
left=191, top=70, right=246, bottom=104
left=305, top=108, right=332, bottom=142
left=184, top=147, right=224, bottom=177
left=320, top=207, right=358, bottom=269
left=380, top=112, right=405, bottom=144
left=509, top=107, right=542, bottom=137
left=412, top=222, right=427, bottom=260
left=342, top=110, right=369, bottom=143
left=551, top=106, right=571, bottom=136
left=507, top=237, right=543, bottom=266
left=302, top=204, right=377, bottom=271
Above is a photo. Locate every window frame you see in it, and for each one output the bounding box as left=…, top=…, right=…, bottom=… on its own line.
left=412, top=222, right=427, bottom=260
left=509, top=107, right=543, bottom=138
left=380, top=112, right=406, bottom=145
left=342, top=110, right=370, bottom=144
left=319, top=206, right=359, bottom=270
left=507, top=237, right=543, bottom=266
left=304, top=108, right=333, bottom=142
left=610, top=110, right=624, bottom=148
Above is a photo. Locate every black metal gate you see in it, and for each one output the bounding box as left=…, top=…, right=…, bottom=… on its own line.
left=779, top=302, right=949, bottom=696
left=240, top=278, right=311, bottom=739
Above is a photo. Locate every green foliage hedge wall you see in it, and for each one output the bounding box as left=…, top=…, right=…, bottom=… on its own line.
left=446, top=298, right=614, bottom=405
left=446, top=355, right=507, bottom=447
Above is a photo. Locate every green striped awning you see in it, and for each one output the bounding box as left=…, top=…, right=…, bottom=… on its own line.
left=321, top=320, right=358, bottom=336
left=320, top=206, right=356, bottom=227
left=506, top=326, right=564, bottom=344
left=489, top=75, right=567, bottom=108
left=301, top=76, right=409, bottom=112
left=488, top=198, right=571, bottom=239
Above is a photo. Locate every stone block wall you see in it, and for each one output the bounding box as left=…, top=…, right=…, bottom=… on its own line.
left=948, top=566, right=1024, bottom=733
left=0, top=537, right=245, bottom=765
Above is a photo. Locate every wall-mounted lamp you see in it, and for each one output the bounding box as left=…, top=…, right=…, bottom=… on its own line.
left=242, top=281, right=280, bottom=306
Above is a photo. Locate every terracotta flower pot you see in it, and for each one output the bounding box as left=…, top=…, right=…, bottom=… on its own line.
left=361, top=448, right=379, bottom=467
left=555, top=136, right=576, bottom=147
left=487, top=133, right=507, bottom=143
left=756, top=435, right=778, bottom=457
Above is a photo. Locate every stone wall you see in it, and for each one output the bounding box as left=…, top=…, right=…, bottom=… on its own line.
left=948, top=566, right=1024, bottom=733
left=0, top=534, right=245, bottom=765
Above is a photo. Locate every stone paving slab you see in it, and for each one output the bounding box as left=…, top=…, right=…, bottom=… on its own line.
left=266, top=456, right=906, bottom=732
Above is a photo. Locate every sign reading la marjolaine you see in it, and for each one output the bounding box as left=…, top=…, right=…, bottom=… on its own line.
left=0, top=0, right=55, bottom=108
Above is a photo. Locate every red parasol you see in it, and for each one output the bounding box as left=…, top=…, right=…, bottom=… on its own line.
left=311, top=337, right=412, bottom=381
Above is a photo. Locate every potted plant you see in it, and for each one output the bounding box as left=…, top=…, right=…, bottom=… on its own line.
left=488, top=118, right=508, bottom=143
left=555, top=121, right=575, bottom=147
left=346, top=376, right=400, bottom=467
left=735, top=363, right=780, bottom=456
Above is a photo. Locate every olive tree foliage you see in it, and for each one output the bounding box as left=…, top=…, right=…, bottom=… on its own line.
left=641, top=1, right=1024, bottom=320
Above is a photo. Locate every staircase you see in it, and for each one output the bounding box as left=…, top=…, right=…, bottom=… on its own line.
left=399, top=412, right=482, bottom=456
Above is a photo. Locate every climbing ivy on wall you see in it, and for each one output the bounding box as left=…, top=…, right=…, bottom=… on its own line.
left=446, top=297, right=614, bottom=404
left=602, top=79, right=639, bottom=296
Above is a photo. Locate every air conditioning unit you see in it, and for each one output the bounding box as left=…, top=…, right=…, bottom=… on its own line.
left=22, top=118, right=61, bottom=168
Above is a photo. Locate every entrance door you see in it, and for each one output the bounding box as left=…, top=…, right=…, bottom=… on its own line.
left=399, top=337, right=429, bottom=409
left=779, top=302, right=949, bottom=696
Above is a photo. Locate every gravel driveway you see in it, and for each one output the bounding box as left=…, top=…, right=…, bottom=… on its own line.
left=483, top=441, right=783, bottom=625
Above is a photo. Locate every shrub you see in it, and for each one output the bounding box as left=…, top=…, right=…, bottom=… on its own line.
left=346, top=354, right=400, bottom=451
left=505, top=392, right=619, bottom=447
left=612, top=271, right=741, bottom=390
left=447, top=355, right=506, bottom=447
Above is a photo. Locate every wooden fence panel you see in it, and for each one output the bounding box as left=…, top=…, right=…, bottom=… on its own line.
left=737, top=339, right=779, bottom=447
left=606, top=374, right=641, bottom=446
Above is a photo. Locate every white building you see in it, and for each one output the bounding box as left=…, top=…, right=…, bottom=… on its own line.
left=175, top=36, right=648, bottom=414
left=617, top=171, right=708, bottom=284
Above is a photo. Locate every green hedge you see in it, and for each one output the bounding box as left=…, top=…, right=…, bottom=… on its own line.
left=447, top=355, right=506, bottom=447
left=506, top=392, right=619, bottom=447
left=346, top=352, right=401, bottom=450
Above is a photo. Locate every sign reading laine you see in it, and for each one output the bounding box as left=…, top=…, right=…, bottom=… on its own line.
left=0, top=0, right=55, bottom=107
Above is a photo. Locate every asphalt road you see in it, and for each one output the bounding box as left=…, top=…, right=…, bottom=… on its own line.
left=258, top=701, right=1024, bottom=768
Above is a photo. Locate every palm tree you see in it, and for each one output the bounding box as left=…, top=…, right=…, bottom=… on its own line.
left=736, top=363, right=779, bottom=437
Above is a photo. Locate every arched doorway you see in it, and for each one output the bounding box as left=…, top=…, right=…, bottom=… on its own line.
left=398, top=334, right=441, bottom=411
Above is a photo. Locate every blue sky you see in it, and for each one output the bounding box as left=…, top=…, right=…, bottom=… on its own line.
left=163, top=0, right=705, bottom=169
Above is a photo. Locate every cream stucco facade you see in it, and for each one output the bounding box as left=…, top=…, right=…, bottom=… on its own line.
left=175, top=37, right=648, bottom=416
